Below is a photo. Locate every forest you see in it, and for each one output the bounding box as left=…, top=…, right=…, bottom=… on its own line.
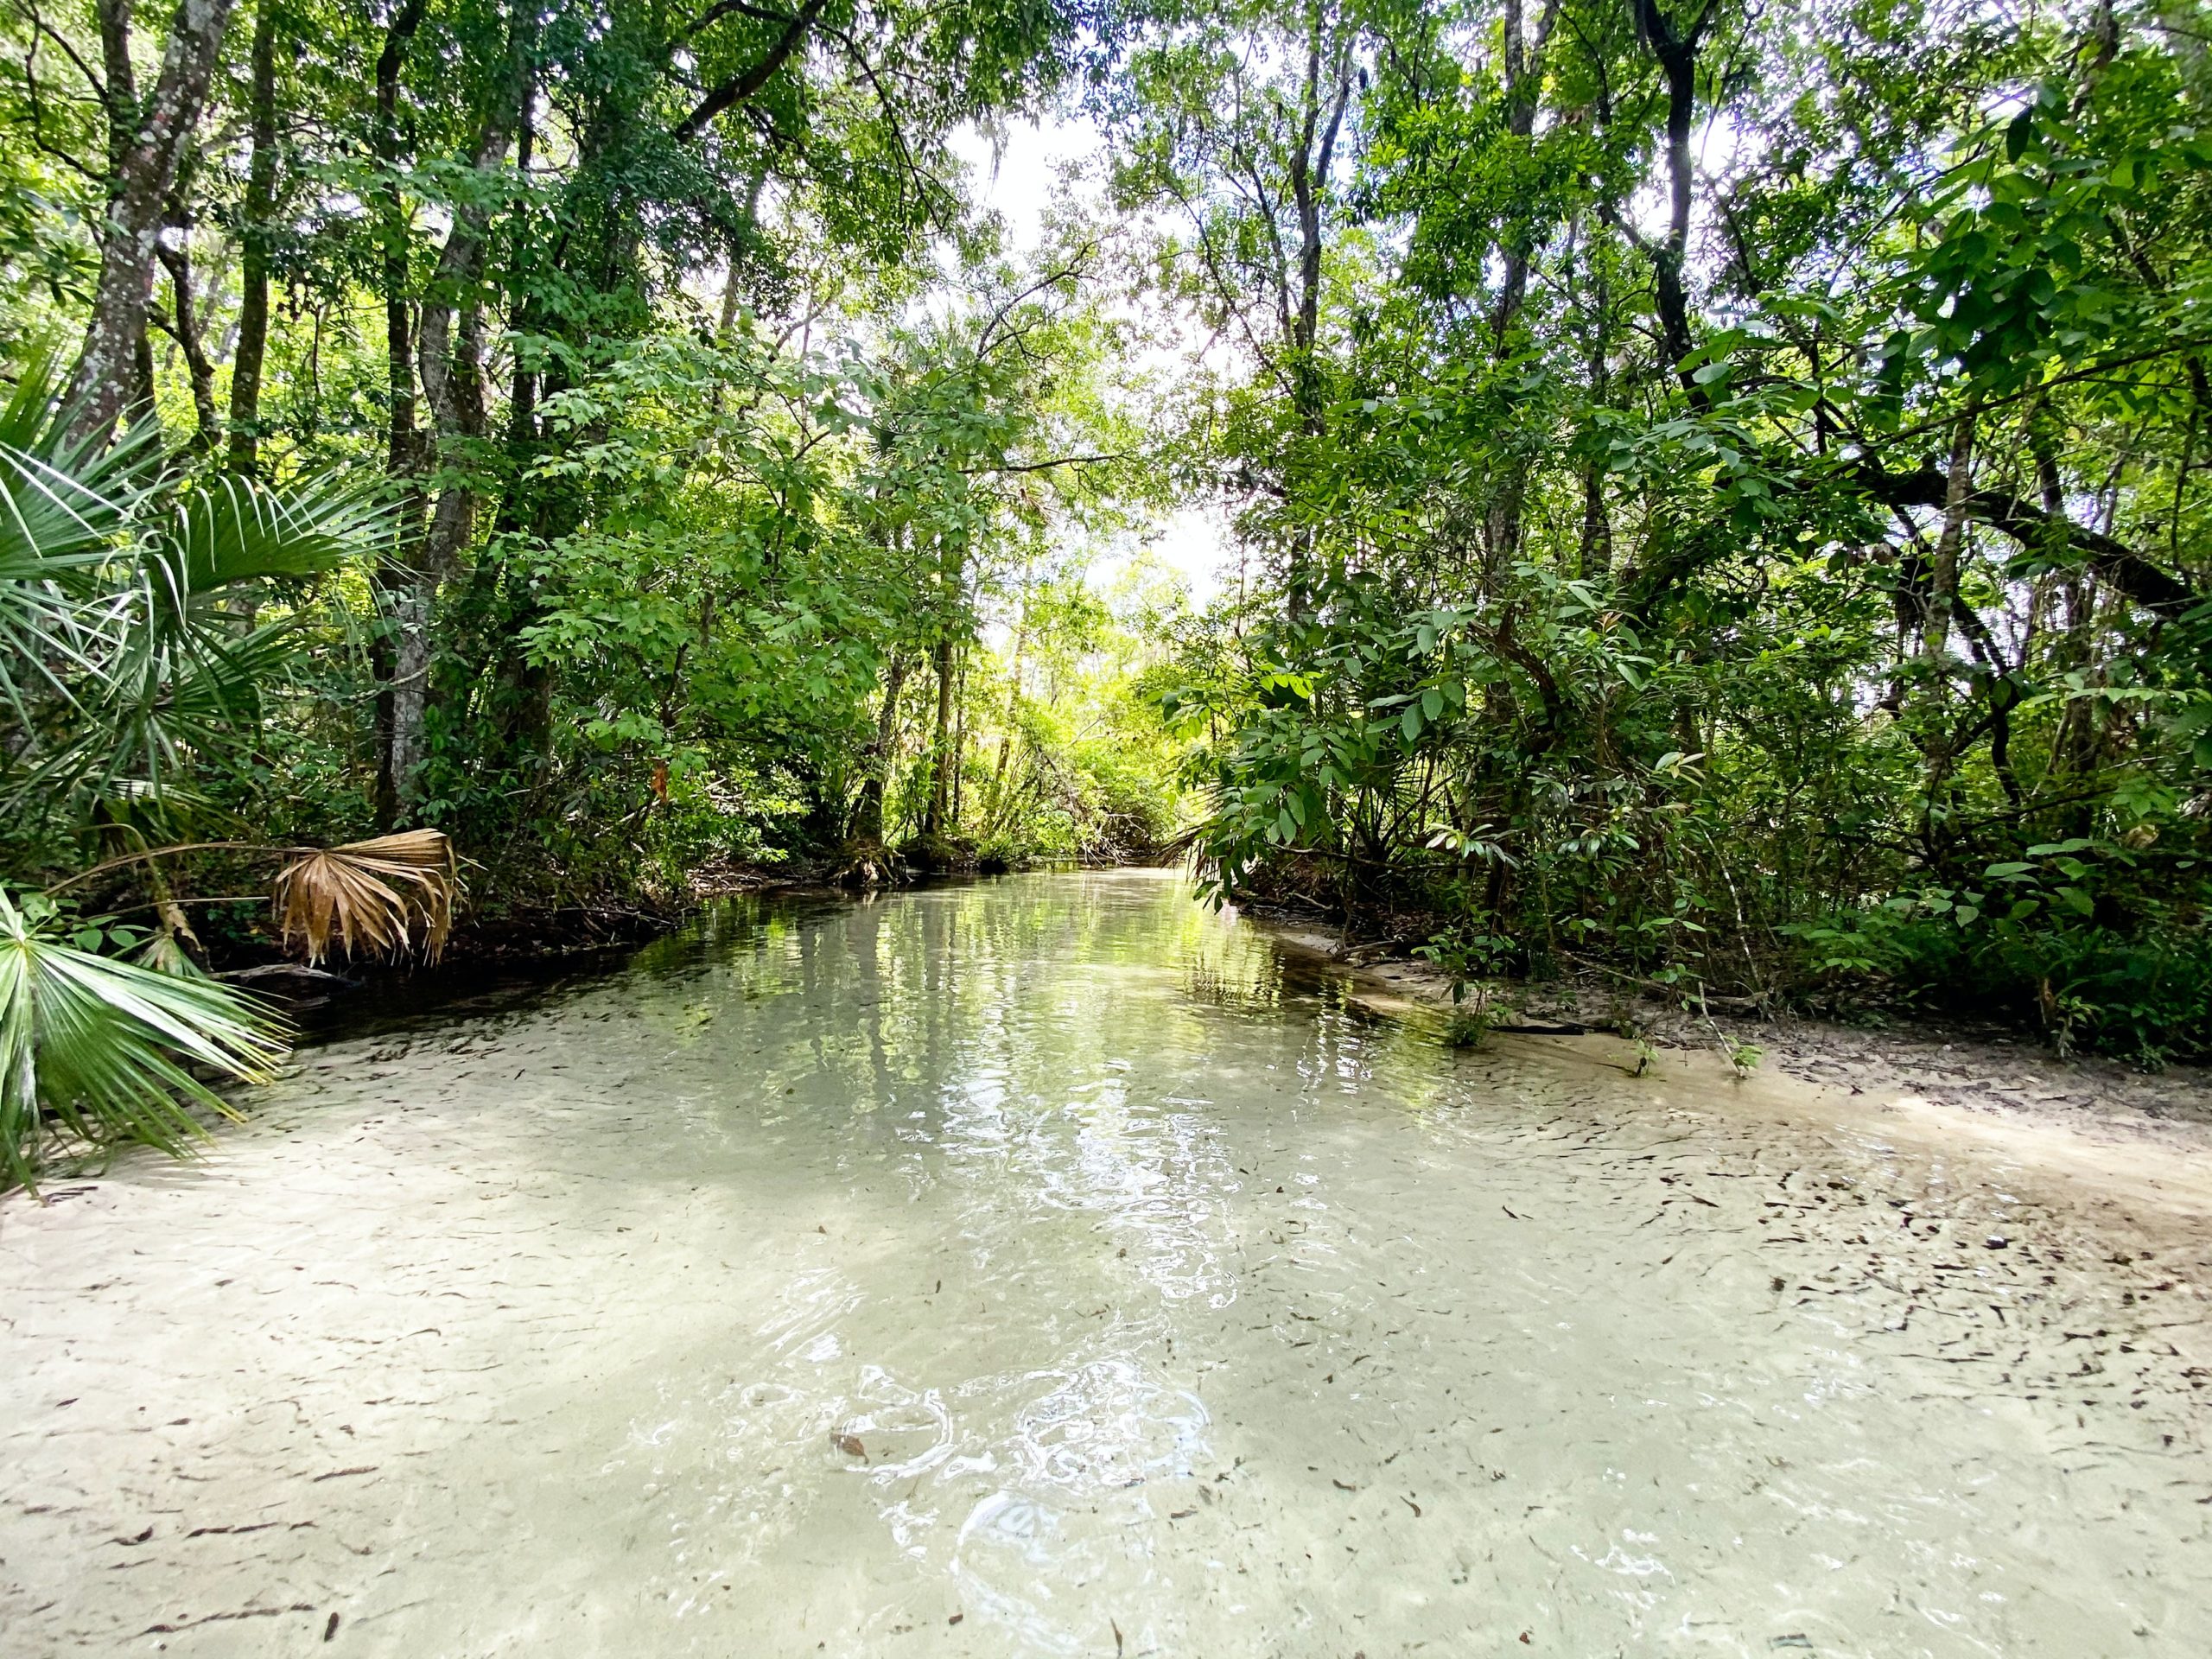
left=2, top=0, right=2209, bottom=1180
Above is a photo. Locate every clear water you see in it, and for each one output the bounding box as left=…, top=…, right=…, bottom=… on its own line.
left=2, top=871, right=2206, bottom=1656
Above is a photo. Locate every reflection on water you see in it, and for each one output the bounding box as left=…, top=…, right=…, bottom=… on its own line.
left=1, top=870, right=2207, bottom=1658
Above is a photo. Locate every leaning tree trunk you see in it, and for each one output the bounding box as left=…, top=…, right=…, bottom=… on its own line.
left=67, top=0, right=240, bottom=446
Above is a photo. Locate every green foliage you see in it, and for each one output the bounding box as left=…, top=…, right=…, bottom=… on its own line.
left=1128, top=0, right=2212, bottom=1062
left=3, top=0, right=2203, bottom=1097
left=0, top=363, right=392, bottom=1186
left=1441, top=1003, right=1492, bottom=1050
left=0, top=365, right=391, bottom=830
left=0, top=886, right=289, bottom=1190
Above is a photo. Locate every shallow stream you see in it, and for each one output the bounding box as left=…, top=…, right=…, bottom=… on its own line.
left=3, top=872, right=2206, bottom=1656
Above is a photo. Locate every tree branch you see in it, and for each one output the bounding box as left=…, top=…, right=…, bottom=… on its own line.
left=1853, top=461, right=2201, bottom=619
left=673, top=0, right=823, bottom=143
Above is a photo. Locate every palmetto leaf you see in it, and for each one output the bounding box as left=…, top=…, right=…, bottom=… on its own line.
left=21, top=619, right=308, bottom=818
left=0, top=358, right=159, bottom=579
left=0, top=887, right=289, bottom=1192
left=1, top=412, right=394, bottom=817
left=0, top=352, right=388, bottom=794
left=272, top=830, right=461, bottom=965
left=154, top=474, right=397, bottom=597
left=0, top=361, right=162, bottom=720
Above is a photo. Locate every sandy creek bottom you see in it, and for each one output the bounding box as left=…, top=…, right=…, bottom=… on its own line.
left=3, top=872, right=2207, bottom=1658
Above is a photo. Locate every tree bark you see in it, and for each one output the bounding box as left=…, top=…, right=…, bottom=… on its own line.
left=671, top=0, right=825, bottom=143
left=922, top=628, right=957, bottom=842
left=226, top=0, right=279, bottom=476
left=386, top=43, right=523, bottom=812
left=1285, top=23, right=1352, bottom=432
left=851, top=651, right=909, bottom=842
left=67, top=0, right=240, bottom=445
left=855, top=652, right=909, bottom=840
left=153, top=236, right=219, bottom=450
left=375, top=0, right=425, bottom=482
left=1630, top=0, right=1712, bottom=402
left=985, top=599, right=1028, bottom=828
left=1480, top=0, right=1562, bottom=580
left=1854, top=461, right=2199, bottom=619
left=1279, top=18, right=1353, bottom=618
left=1920, top=403, right=1980, bottom=670
left=950, top=647, right=970, bottom=831
left=371, top=0, right=429, bottom=824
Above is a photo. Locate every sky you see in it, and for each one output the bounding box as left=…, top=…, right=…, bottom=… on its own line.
left=950, top=119, right=1235, bottom=608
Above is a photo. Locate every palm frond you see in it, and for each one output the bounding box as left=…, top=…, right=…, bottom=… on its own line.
left=0, top=357, right=161, bottom=576
left=1, top=353, right=389, bottom=787
left=60, top=480, right=394, bottom=806
left=151, top=474, right=398, bottom=600
left=272, top=830, right=461, bottom=965
left=0, top=359, right=161, bottom=721
left=0, top=887, right=290, bottom=1192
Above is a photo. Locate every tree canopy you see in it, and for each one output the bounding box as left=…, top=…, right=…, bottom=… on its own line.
left=2, top=0, right=2207, bottom=1074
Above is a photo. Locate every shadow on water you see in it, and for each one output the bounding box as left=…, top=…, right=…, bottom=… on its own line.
left=289, top=885, right=861, bottom=1046
left=296, top=872, right=1389, bottom=1048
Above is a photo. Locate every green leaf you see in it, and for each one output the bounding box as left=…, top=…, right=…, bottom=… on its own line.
left=0, top=887, right=290, bottom=1192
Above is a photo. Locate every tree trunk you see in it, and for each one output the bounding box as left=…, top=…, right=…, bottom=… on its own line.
left=375, top=0, right=425, bottom=483
left=1921, top=404, right=1980, bottom=671
left=226, top=0, right=279, bottom=476
left=1630, top=0, right=1711, bottom=400
left=851, top=651, right=909, bottom=842
left=67, top=0, right=240, bottom=446
left=1480, top=0, right=1561, bottom=582
left=380, top=16, right=524, bottom=815
left=922, top=629, right=957, bottom=842
left=986, top=601, right=1028, bottom=829
left=1281, top=26, right=1352, bottom=617
left=372, top=0, right=429, bottom=825
left=503, top=93, right=540, bottom=460
left=153, top=238, right=219, bottom=450
left=1578, top=220, right=1614, bottom=577
left=950, top=648, right=969, bottom=831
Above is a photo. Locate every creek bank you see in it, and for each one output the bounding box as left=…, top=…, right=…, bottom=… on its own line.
left=202, top=860, right=826, bottom=1015
left=1243, top=904, right=2212, bottom=1233
left=221, top=855, right=1174, bottom=1018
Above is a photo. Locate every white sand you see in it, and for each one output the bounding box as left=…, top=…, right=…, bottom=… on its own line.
left=3, top=872, right=2207, bottom=1656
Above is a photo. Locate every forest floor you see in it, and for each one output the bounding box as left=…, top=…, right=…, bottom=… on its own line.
left=1249, top=907, right=2212, bottom=1245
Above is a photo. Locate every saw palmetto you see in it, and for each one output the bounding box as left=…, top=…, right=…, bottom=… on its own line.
left=272, top=830, right=461, bottom=965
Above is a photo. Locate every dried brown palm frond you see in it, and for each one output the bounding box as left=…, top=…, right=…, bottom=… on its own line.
left=272, top=830, right=461, bottom=965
